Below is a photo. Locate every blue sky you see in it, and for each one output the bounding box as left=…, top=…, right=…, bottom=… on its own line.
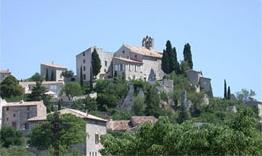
left=1, top=0, right=262, bottom=100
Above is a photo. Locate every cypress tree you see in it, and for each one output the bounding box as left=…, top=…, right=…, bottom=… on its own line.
left=183, top=43, right=193, bottom=69
left=227, top=86, right=231, bottom=100
left=172, top=47, right=181, bottom=74
left=224, top=79, right=227, bottom=99
left=161, top=49, right=170, bottom=74
left=161, top=41, right=173, bottom=74
left=45, top=69, right=49, bottom=81
left=91, top=48, right=101, bottom=78
left=80, top=66, right=83, bottom=86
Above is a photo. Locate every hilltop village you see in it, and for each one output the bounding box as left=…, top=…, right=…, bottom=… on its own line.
left=0, top=36, right=262, bottom=155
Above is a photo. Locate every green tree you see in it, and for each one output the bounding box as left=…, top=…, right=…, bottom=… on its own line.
left=61, top=70, right=74, bottom=78
left=161, top=43, right=171, bottom=74
left=132, top=95, right=145, bottom=115
left=62, top=82, right=83, bottom=100
left=45, top=69, right=49, bottom=81
left=227, top=86, right=231, bottom=99
left=27, top=72, right=44, bottom=81
left=28, top=81, right=47, bottom=101
left=80, top=66, right=83, bottom=86
left=171, top=47, right=180, bottom=74
left=224, top=79, right=227, bottom=99
left=72, top=96, right=97, bottom=112
left=50, top=70, right=55, bottom=81
left=0, top=75, right=24, bottom=98
left=183, top=43, right=193, bottom=69
left=236, top=89, right=256, bottom=101
left=0, top=126, right=23, bottom=148
left=0, top=146, right=34, bottom=156
left=28, top=113, right=86, bottom=151
left=91, top=48, right=101, bottom=78
left=144, top=84, right=161, bottom=117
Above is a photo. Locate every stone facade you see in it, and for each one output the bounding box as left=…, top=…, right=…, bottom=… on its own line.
left=19, top=81, right=64, bottom=98
left=0, top=99, right=46, bottom=132
left=40, top=63, right=67, bottom=82
left=0, top=69, right=11, bottom=83
left=185, top=69, right=213, bottom=97
left=76, top=37, right=164, bottom=82
left=76, top=47, right=113, bottom=82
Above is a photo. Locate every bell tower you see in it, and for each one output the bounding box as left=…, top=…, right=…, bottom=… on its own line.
left=142, top=35, right=154, bottom=50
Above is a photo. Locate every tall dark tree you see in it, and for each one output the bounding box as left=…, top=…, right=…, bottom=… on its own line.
left=80, top=66, right=83, bottom=86
left=45, top=69, right=49, bottom=81
left=0, top=75, right=23, bottom=98
left=161, top=41, right=172, bottom=74
left=224, top=79, right=227, bottom=99
left=91, top=48, right=101, bottom=78
left=183, top=43, right=193, bottom=69
left=50, top=70, right=55, bottom=81
left=227, top=86, right=231, bottom=100
left=172, top=47, right=181, bottom=74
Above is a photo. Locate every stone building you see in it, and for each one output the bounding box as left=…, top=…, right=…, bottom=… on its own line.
left=76, top=47, right=114, bottom=82
left=75, top=37, right=164, bottom=82
left=185, top=69, right=213, bottom=97
left=0, top=69, right=11, bottom=83
left=40, top=63, right=67, bottom=81
left=19, top=81, right=64, bottom=98
left=0, top=98, right=46, bottom=132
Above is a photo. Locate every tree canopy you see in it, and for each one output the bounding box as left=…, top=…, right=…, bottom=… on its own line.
left=27, top=72, right=44, bottom=82
left=0, top=75, right=24, bottom=98
left=92, top=48, right=101, bottom=78
left=61, top=82, right=83, bottom=100
left=28, top=113, right=86, bottom=151
left=0, top=126, right=23, bottom=148
left=183, top=43, right=193, bottom=69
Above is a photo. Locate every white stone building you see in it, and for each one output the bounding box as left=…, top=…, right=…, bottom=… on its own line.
left=19, top=81, right=64, bottom=98
left=75, top=37, right=164, bottom=82
left=40, top=63, right=67, bottom=82
left=0, top=99, right=46, bottom=132
left=0, top=69, right=11, bottom=83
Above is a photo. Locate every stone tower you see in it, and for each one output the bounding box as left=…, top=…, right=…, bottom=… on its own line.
left=142, top=35, right=154, bottom=50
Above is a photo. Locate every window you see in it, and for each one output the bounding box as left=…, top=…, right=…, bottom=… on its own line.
left=83, top=66, right=86, bottom=71
left=13, top=114, right=16, bottom=117
left=104, top=69, right=106, bottom=73
left=95, top=152, right=97, bottom=156
left=83, top=52, right=85, bottom=56
left=83, top=59, right=85, bottom=64
left=135, top=65, right=137, bottom=72
left=135, top=55, right=137, bottom=59
left=95, top=134, right=99, bottom=144
left=83, top=74, right=86, bottom=80
left=6, top=107, right=9, bottom=111
left=105, top=60, right=107, bottom=67
left=27, top=106, right=30, bottom=111
left=114, top=64, right=118, bottom=71
left=122, top=50, right=125, bottom=54
left=6, top=117, right=8, bottom=121
left=120, top=64, right=123, bottom=71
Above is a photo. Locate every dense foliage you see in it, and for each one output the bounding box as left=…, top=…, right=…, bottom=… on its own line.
left=0, top=75, right=24, bottom=98
left=27, top=72, right=44, bottom=82
left=0, top=127, right=23, bottom=148
left=61, top=82, right=83, bottom=100
left=28, top=113, right=86, bottom=151
left=101, top=108, right=262, bottom=155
